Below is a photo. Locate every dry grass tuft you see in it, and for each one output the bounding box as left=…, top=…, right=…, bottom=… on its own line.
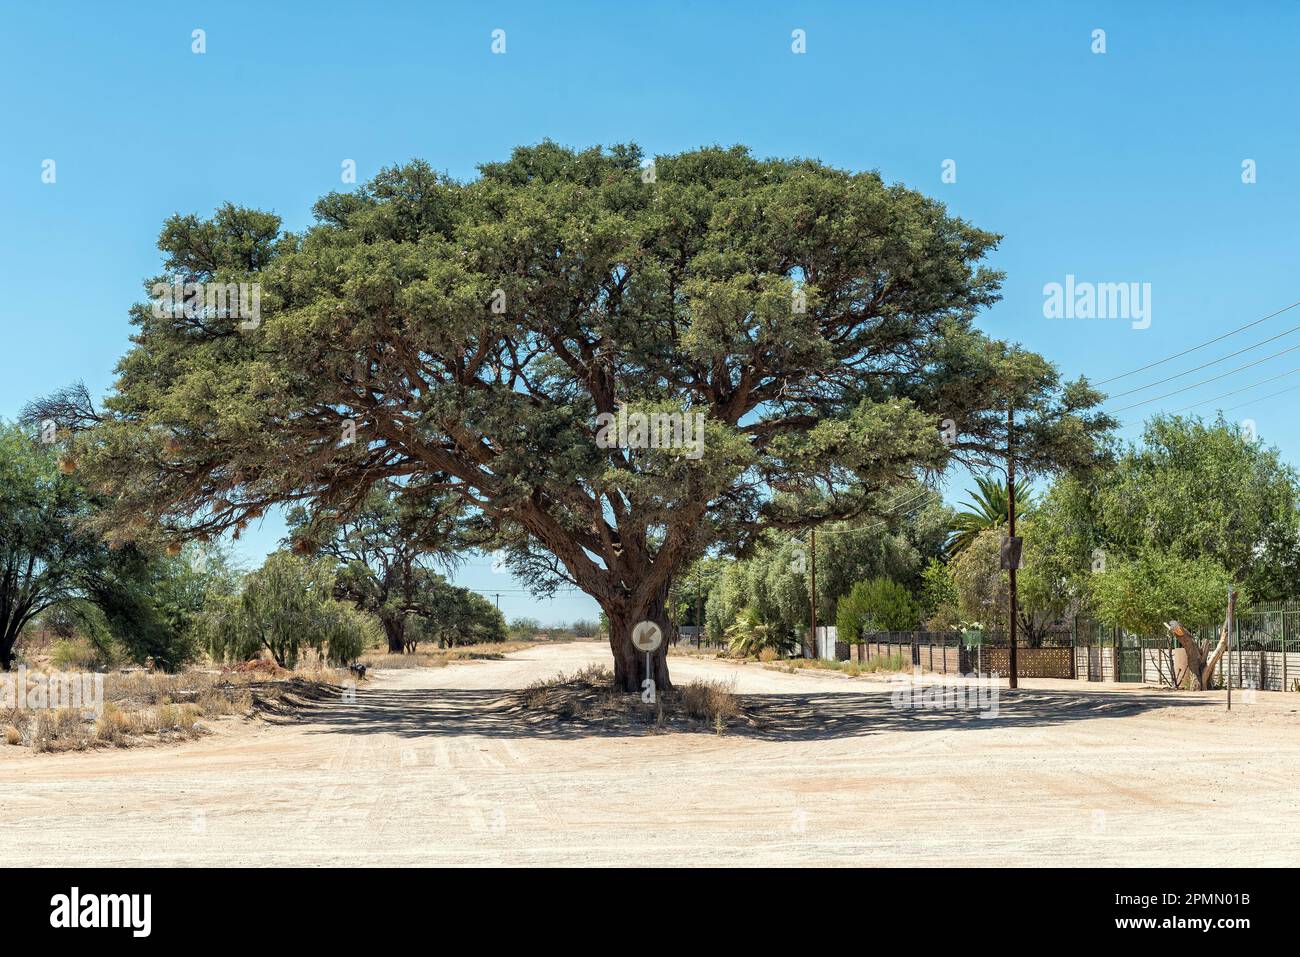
left=677, top=678, right=741, bottom=724
left=517, top=666, right=747, bottom=735
left=4, top=658, right=348, bottom=753
left=359, top=640, right=535, bottom=671
left=358, top=651, right=450, bottom=670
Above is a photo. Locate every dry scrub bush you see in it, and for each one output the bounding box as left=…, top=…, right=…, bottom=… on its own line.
left=7, top=660, right=342, bottom=752
left=30, top=709, right=94, bottom=753
left=522, top=664, right=616, bottom=716
left=50, top=638, right=106, bottom=670
left=676, top=679, right=740, bottom=725
left=521, top=666, right=742, bottom=733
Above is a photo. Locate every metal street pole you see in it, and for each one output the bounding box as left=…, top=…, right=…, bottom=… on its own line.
left=1007, top=404, right=1019, bottom=690
left=809, top=529, right=818, bottom=659
left=1227, top=587, right=1235, bottom=711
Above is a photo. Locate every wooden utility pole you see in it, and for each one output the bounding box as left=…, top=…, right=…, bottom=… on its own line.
left=1007, top=404, right=1019, bottom=690
left=809, top=529, right=818, bottom=659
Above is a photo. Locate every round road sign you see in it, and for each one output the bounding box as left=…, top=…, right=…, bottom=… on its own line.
left=631, top=620, right=663, bottom=653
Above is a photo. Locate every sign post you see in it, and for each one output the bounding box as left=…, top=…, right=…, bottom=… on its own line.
left=631, top=621, right=663, bottom=704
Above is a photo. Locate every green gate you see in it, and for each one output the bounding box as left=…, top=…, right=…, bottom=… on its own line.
left=1117, top=632, right=1142, bottom=682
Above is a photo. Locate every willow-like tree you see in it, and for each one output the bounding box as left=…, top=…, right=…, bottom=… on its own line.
left=79, top=142, right=1105, bottom=692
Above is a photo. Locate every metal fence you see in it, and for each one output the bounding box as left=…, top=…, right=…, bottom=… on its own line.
left=857, top=602, right=1300, bottom=690
left=857, top=631, right=1075, bottom=678
left=681, top=627, right=728, bottom=651
left=1071, top=602, right=1300, bottom=690
left=858, top=631, right=963, bottom=672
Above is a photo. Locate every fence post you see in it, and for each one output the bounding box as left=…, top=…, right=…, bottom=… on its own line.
left=1284, top=611, right=1290, bottom=692
left=1071, top=616, right=1078, bottom=680
left=1236, top=617, right=1243, bottom=689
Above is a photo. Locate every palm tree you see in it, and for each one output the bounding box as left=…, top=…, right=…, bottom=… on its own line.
left=946, top=474, right=1034, bottom=556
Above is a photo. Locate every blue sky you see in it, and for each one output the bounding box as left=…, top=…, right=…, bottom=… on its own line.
left=2, top=1, right=1298, bottom=624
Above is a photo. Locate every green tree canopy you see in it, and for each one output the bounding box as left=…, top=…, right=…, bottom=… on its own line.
left=835, top=576, right=918, bottom=643
left=202, top=551, right=374, bottom=668
left=1, top=421, right=230, bottom=671
left=949, top=528, right=1010, bottom=633
left=917, top=557, right=961, bottom=631
left=1015, top=415, right=1300, bottom=623
left=1091, top=415, right=1300, bottom=600
left=74, top=142, right=1104, bottom=690
left=1090, top=548, right=1234, bottom=638
left=0, top=422, right=103, bottom=668
left=700, top=483, right=947, bottom=643
left=286, top=485, right=461, bottom=652
left=404, top=585, right=507, bottom=648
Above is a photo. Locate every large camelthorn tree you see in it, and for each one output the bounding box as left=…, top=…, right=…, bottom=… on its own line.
left=79, top=142, right=1104, bottom=692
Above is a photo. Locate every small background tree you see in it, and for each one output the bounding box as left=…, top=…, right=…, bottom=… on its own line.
left=835, top=577, right=918, bottom=644
left=286, top=486, right=460, bottom=653
left=1090, top=548, right=1237, bottom=688
left=203, top=552, right=375, bottom=668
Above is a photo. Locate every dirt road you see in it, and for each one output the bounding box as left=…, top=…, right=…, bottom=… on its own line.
left=3, top=642, right=1299, bottom=866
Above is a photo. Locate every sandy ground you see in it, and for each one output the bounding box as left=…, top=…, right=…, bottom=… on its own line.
left=2, top=641, right=1299, bottom=867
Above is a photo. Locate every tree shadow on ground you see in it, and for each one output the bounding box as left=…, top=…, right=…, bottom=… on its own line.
left=287, top=682, right=1216, bottom=743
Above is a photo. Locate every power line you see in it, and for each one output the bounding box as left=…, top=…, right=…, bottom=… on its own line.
left=1167, top=365, right=1300, bottom=415
left=1221, top=380, right=1300, bottom=414
left=1108, top=341, right=1300, bottom=413
left=1103, top=321, right=1300, bottom=400
left=1116, top=364, right=1300, bottom=429
left=1093, top=298, right=1300, bottom=386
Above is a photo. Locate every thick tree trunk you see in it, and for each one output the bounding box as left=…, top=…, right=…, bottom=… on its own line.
left=0, top=615, right=22, bottom=671
left=1171, top=593, right=1235, bottom=690
left=381, top=615, right=405, bottom=654
left=605, top=587, right=673, bottom=694
left=1201, top=591, right=1236, bottom=688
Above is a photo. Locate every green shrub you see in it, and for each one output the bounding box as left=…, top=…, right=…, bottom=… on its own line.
left=1091, top=549, right=1236, bottom=636
left=50, top=637, right=103, bottom=670
left=836, top=577, right=918, bottom=642
left=202, top=551, right=372, bottom=668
